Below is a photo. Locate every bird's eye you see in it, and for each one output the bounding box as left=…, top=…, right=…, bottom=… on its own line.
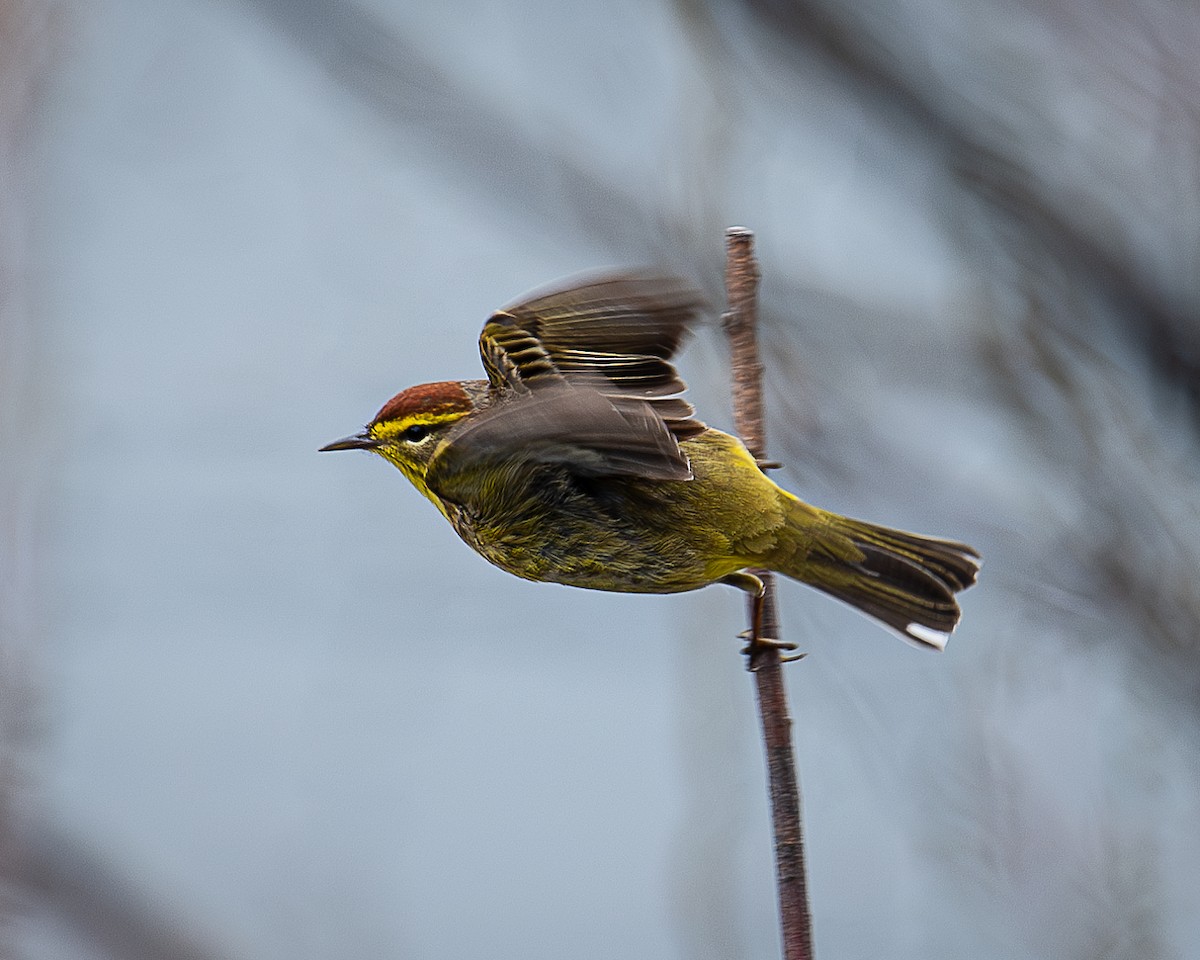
left=403, top=424, right=430, bottom=442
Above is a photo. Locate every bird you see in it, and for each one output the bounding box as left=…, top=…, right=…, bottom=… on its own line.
left=320, top=272, right=979, bottom=651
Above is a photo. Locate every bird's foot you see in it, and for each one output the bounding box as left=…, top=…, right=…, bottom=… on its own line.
left=737, top=630, right=805, bottom=670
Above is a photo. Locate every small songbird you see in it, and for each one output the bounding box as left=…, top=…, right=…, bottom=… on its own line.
left=321, top=273, right=979, bottom=650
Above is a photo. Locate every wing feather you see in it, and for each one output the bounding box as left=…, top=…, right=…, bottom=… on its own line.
left=426, top=385, right=693, bottom=507
left=478, top=272, right=706, bottom=439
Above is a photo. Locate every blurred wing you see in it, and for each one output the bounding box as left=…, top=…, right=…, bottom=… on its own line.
left=478, top=272, right=707, bottom=439
left=426, top=385, right=693, bottom=506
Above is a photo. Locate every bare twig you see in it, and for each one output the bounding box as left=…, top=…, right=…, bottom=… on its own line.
left=722, top=227, right=813, bottom=960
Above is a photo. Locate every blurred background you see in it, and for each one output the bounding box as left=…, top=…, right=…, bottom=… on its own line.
left=4, top=0, right=1200, bottom=957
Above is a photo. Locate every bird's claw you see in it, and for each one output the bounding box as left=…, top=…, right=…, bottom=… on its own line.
left=737, top=631, right=803, bottom=669
left=736, top=629, right=797, bottom=650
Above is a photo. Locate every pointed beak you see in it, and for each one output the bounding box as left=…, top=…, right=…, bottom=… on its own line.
left=318, top=431, right=380, bottom=452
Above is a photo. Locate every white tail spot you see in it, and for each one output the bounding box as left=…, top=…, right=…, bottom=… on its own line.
left=906, top=622, right=950, bottom=651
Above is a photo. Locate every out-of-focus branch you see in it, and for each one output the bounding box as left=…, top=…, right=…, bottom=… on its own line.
left=740, top=0, right=1199, bottom=401
left=236, top=0, right=680, bottom=264
left=16, top=824, right=241, bottom=960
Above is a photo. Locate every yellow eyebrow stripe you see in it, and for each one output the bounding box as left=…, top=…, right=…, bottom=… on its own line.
left=370, top=410, right=464, bottom=439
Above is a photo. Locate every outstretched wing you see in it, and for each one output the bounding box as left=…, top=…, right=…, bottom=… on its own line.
left=426, top=384, right=693, bottom=507
left=478, top=272, right=706, bottom=440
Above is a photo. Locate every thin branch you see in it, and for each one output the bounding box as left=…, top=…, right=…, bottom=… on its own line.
left=722, top=227, right=813, bottom=960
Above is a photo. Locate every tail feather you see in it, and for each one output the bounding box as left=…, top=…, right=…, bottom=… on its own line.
left=779, top=510, right=981, bottom=650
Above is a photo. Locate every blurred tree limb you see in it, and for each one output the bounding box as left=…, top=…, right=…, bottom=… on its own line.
left=739, top=0, right=1200, bottom=406
left=16, top=825, right=240, bottom=960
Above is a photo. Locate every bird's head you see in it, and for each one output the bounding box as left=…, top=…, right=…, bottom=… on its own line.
left=320, top=380, right=485, bottom=501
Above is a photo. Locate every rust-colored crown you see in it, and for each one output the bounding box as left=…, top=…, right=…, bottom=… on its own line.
left=372, top=380, right=473, bottom=425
